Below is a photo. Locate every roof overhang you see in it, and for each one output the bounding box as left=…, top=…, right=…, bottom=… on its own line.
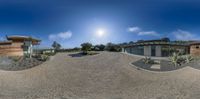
left=190, top=42, right=200, bottom=45
left=7, top=35, right=41, bottom=45
left=0, top=41, right=12, bottom=45
left=122, top=42, right=189, bottom=48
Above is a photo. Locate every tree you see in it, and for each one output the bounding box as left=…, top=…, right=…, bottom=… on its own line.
left=105, top=43, right=121, bottom=52
left=129, top=41, right=134, bottom=44
left=81, top=42, right=92, bottom=53
left=161, top=37, right=170, bottom=42
left=98, top=44, right=105, bottom=51
left=52, top=41, right=61, bottom=51
left=93, top=44, right=105, bottom=51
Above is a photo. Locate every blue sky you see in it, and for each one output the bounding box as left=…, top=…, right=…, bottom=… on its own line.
left=0, top=0, right=200, bottom=48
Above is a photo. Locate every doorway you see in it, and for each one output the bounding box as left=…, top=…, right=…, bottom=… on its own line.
left=151, top=46, right=156, bottom=56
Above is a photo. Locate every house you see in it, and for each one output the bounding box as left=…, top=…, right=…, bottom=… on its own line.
left=0, top=35, right=41, bottom=56
left=122, top=38, right=199, bottom=57
left=190, top=42, right=200, bottom=56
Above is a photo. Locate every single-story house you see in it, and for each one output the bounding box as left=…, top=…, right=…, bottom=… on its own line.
left=190, top=42, right=200, bottom=56
left=122, top=38, right=200, bottom=57
left=0, top=35, right=41, bottom=56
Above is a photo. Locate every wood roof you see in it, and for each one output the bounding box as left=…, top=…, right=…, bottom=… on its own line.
left=7, top=35, right=41, bottom=42
left=0, top=41, right=12, bottom=45
left=190, top=42, right=200, bottom=45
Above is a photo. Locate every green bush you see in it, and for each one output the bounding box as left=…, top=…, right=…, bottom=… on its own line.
left=142, top=57, right=154, bottom=64
left=169, top=53, right=183, bottom=67
left=184, top=55, right=193, bottom=64
left=40, top=55, right=49, bottom=61
left=9, top=56, right=23, bottom=62
left=43, top=52, right=56, bottom=56
left=34, top=54, right=49, bottom=61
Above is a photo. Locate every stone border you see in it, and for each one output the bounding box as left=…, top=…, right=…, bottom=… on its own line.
left=121, top=52, right=168, bottom=60
left=128, top=62, right=189, bottom=73
left=120, top=52, right=189, bottom=73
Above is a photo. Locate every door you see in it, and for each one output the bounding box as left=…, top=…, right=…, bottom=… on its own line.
left=151, top=46, right=156, bottom=56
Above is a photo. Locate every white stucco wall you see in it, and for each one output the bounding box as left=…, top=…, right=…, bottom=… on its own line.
left=122, top=48, right=125, bottom=52
left=155, top=45, right=161, bottom=57
left=144, top=46, right=151, bottom=56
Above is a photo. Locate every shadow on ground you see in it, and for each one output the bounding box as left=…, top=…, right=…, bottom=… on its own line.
left=68, top=53, right=85, bottom=57
left=187, top=60, right=200, bottom=70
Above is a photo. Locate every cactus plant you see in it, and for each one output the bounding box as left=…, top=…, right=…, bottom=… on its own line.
left=169, top=52, right=181, bottom=67
left=143, top=57, right=154, bottom=64
left=184, top=55, right=193, bottom=64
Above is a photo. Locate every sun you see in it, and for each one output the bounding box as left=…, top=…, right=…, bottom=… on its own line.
left=96, top=29, right=105, bottom=37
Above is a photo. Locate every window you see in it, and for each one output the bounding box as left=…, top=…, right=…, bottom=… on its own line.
left=196, top=46, right=199, bottom=49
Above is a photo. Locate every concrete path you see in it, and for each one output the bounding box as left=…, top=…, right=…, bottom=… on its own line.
left=0, top=52, right=200, bottom=99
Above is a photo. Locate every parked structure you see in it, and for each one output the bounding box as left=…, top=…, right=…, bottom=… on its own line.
left=122, top=38, right=199, bottom=57
left=0, top=35, right=41, bottom=56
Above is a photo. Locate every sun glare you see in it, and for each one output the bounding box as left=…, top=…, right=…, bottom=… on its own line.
left=96, top=29, right=105, bottom=37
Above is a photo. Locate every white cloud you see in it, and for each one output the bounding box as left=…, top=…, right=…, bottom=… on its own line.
left=127, top=26, right=159, bottom=36
left=49, top=31, right=72, bottom=41
left=127, top=27, right=141, bottom=32
left=138, top=31, right=159, bottom=36
left=173, top=29, right=199, bottom=40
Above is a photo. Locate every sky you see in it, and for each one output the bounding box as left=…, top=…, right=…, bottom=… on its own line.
left=0, top=0, right=200, bottom=48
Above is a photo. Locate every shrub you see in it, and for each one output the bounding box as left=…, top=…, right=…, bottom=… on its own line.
left=43, top=52, right=56, bottom=56
left=142, top=57, right=154, bottom=64
left=184, top=55, right=193, bottom=64
left=169, top=52, right=182, bottom=67
left=34, top=54, right=49, bottom=61
left=9, top=56, right=23, bottom=62
left=40, top=55, right=49, bottom=61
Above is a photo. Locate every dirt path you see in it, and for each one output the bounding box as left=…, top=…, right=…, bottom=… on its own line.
left=0, top=52, right=200, bottom=99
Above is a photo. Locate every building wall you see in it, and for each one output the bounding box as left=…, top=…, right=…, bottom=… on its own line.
left=0, top=42, right=24, bottom=56
left=124, top=46, right=144, bottom=55
left=124, top=45, right=189, bottom=57
left=156, top=46, right=161, bottom=57
left=190, top=44, right=200, bottom=56
left=144, top=46, right=151, bottom=56
left=125, top=47, right=131, bottom=53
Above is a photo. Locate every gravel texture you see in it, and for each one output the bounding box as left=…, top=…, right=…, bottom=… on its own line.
left=0, top=52, right=200, bottom=99
left=0, top=57, right=43, bottom=71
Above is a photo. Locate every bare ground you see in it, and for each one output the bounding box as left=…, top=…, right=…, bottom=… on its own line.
left=0, top=52, right=200, bottom=99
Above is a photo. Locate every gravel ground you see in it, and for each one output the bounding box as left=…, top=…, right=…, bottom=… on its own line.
left=0, top=52, right=200, bottom=99
left=0, top=57, right=43, bottom=71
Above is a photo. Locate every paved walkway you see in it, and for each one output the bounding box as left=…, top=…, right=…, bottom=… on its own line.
left=0, top=52, right=200, bottom=99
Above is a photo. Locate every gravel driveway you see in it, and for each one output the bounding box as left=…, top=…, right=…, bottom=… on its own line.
left=0, top=52, right=200, bottom=99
